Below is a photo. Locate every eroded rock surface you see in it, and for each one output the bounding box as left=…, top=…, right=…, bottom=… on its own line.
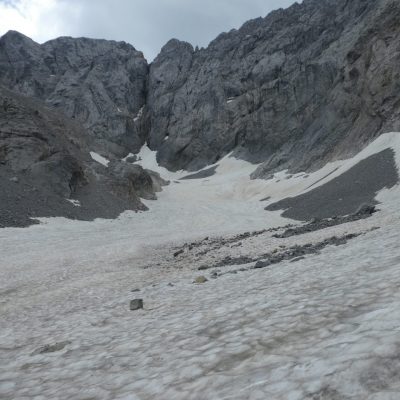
left=0, top=87, right=163, bottom=227
left=146, top=0, right=400, bottom=173
left=0, top=31, right=148, bottom=157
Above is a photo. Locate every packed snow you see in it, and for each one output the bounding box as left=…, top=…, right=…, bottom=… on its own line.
left=1, top=133, right=400, bottom=399
left=90, top=151, right=110, bottom=167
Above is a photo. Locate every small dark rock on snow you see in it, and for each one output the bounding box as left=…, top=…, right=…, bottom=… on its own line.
left=355, top=204, right=376, bottom=216
left=32, top=341, right=71, bottom=355
left=130, top=299, right=144, bottom=310
left=125, top=155, right=138, bottom=163
left=254, top=260, right=271, bottom=269
left=173, top=249, right=184, bottom=257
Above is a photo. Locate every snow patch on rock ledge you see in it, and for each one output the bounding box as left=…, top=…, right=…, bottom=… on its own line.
left=66, top=199, right=81, bottom=207
left=90, top=151, right=110, bottom=167
left=133, top=106, right=144, bottom=122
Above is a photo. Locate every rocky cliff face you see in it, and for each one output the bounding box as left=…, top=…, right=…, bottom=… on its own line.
left=1, top=0, right=400, bottom=226
left=0, top=86, right=165, bottom=227
left=147, top=0, right=400, bottom=174
left=0, top=31, right=160, bottom=227
left=0, top=31, right=148, bottom=157
left=2, top=0, right=400, bottom=174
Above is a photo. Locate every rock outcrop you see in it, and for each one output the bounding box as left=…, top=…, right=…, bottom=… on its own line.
left=1, top=0, right=400, bottom=226
left=0, top=31, right=148, bottom=157
left=0, top=86, right=163, bottom=227
left=146, top=0, right=400, bottom=173
left=2, top=0, right=400, bottom=175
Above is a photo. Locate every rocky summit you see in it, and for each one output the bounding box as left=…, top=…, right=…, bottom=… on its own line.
left=148, top=0, right=400, bottom=173
left=1, top=0, right=400, bottom=226
left=0, top=31, right=148, bottom=156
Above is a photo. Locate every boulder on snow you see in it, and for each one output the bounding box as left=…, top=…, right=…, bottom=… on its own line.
left=173, top=249, right=184, bottom=257
left=254, top=260, right=271, bottom=269
left=130, top=299, right=144, bottom=311
left=355, top=204, right=376, bottom=216
left=125, top=155, right=138, bottom=163
left=193, top=276, right=208, bottom=284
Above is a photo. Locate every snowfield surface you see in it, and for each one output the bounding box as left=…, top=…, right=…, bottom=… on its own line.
left=1, top=133, right=400, bottom=399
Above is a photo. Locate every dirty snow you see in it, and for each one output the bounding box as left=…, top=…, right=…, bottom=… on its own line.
left=1, top=133, right=400, bottom=399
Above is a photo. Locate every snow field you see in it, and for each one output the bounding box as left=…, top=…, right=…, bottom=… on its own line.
left=1, top=132, right=400, bottom=399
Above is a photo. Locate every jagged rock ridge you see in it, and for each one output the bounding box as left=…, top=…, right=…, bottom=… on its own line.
left=146, top=0, right=400, bottom=173
left=0, top=31, right=148, bottom=157
left=1, top=0, right=400, bottom=226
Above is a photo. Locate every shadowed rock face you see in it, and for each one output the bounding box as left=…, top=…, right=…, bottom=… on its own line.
left=0, top=32, right=164, bottom=227
left=0, top=87, right=164, bottom=228
left=147, top=0, right=400, bottom=173
left=0, top=31, right=148, bottom=157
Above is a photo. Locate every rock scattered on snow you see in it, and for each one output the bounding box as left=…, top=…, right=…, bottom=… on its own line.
left=290, top=256, right=306, bottom=263
left=274, top=205, right=378, bottom=239
left=129, top=299, right=144, bottom=311
left=210, top=271, right=220, bottom=279
left=254, top=260, right=271, bottom=269
left=125, top=155, right=138, bottom=163
left=199, top=233, right=362, bottom=272
left=193, top=276, right=208, bottom=284
left=174, top=249, right=184, bottom=257
left=355, top=204, right=377, bottom=216
left=31, top=341, right=71, bottom=355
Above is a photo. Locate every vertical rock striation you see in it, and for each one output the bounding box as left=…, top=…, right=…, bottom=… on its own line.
left=0, top=31, right=148, bottom=157
left=146, top=0, right=400, bottom=174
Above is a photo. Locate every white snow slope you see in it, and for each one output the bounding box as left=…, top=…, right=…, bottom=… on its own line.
left=90, top=152, right=110, bottom=167
left=1, top=132, right=400, bottom=400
